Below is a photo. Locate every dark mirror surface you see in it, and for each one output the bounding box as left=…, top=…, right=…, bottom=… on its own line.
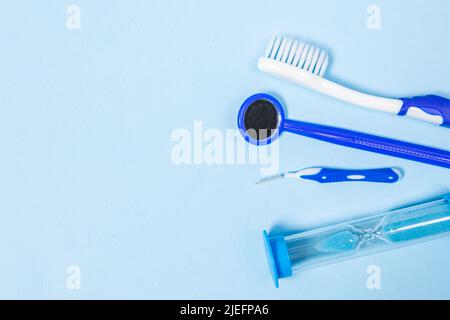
left=243, top=99, right=279, bottom=141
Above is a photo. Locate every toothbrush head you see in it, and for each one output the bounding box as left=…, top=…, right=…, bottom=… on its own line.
left=264, top=36, right=330, bottom=77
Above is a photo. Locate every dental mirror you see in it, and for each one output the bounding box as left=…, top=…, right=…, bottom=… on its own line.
left=237, top=93, right=450, bottom=168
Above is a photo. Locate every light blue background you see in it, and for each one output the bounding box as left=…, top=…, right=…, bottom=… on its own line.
left=0, top=0, right=449, bottom=299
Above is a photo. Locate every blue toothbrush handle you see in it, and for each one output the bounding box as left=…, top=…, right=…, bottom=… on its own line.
left=399, top=95, right=450, bottom=127
left=300, top=168, right=401, bottom=184
left=282, top=119, right=450, bottom=169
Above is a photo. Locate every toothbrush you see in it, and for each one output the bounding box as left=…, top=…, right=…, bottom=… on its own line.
left=258, top=36, right=450, bottom=127
left=256, top=167, right=402, bottom=184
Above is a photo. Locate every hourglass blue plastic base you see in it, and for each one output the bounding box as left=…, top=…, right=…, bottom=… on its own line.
left=263, top=231, right=292, bottom=288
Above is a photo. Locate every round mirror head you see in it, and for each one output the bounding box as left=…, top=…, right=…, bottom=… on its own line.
left=237, top=93, right=284, bottom=145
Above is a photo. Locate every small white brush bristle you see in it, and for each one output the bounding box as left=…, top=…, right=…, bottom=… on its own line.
left=255, top=174, right=285, bottom=185
left=264, top=36, right=329, bottom=77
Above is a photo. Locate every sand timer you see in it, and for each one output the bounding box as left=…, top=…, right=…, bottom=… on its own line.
left=263, top=194, right=450, bottom=287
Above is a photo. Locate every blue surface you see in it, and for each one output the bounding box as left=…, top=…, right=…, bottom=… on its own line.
left=0, top=0, right=449, bottom=299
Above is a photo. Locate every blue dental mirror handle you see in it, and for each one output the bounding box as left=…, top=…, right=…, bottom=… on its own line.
left=238, top=93, right=450, bottom=169
left=300, top=167, right=402, bottom=184
left=282, top=119, right=450, bottom=169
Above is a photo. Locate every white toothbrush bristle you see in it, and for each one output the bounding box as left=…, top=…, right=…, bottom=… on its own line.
left=255, top=174, right=285, bottom=185
left=281, top=38, right=293, bottom=62
left=286, top=40, right=298, bottom=64
left=265, top=36, right=330, bottom=77
left=265, top=37, right=276, bottom=57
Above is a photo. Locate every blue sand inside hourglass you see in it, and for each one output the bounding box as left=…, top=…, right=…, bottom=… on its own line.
left=382, top=203, right=450, bottom=243
left=314, top=230, right=359, bottom=253
left=314, top=202, right=450, bottom=254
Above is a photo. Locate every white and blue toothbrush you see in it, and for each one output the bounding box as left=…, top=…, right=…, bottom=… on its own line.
left=256, top=167, right=402, bottom=184
left=258, top=36, right=450, bottom=127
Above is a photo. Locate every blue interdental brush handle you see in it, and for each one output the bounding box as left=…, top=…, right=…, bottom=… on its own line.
left=300, top=167, right=401, bottom=184
left=282, top=119, right=450, bottom=169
